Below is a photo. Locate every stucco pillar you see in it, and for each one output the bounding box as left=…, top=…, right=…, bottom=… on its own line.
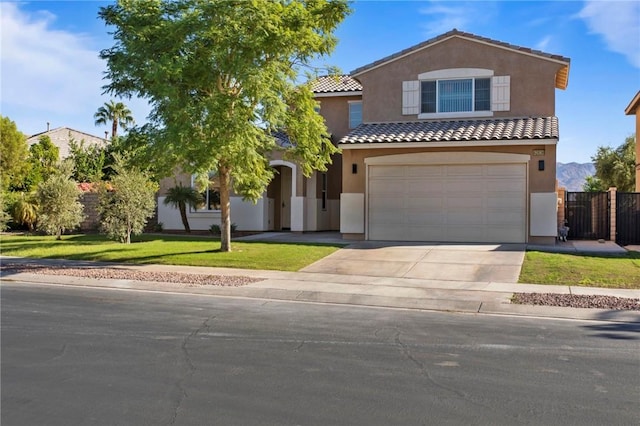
left=608, top=187, right=616, bottom=242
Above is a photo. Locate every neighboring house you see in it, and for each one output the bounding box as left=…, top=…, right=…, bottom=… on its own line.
left=159, top=29, right=570, bottom=244
left=624, top=90, right=640, bottom=191
left=27, top=126, right=108, bottom=160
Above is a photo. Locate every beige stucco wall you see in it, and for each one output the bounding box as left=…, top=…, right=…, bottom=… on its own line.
left=27, top=128, right=107, bottom=160
left=341, top=144, right=557, bottom=194
left=356, top=37, right=564, bottom=123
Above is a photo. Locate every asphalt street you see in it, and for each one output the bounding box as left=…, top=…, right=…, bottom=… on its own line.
left=2, top=282, right=639, bottom=425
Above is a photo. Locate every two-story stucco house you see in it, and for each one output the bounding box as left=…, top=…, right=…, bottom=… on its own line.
left=159, top=29, right=570, bottom=244
left=333, top=29, right=570, bottom=244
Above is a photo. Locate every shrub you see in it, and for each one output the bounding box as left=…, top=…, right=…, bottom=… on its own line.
left=36, top=163, right=85, bottom=240
left=11, top=192, right=38, bottom=231
left=209, top=222, right=237, bottom=235
left=98, top=158, right=158, bottom=244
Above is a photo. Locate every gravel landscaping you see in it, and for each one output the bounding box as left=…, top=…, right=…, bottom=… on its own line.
left=512, top=293, right=640, bottom=311
left=0, top=263, right=261, bottom=287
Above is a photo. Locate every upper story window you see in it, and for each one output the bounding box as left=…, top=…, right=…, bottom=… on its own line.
left=349, top=101, right=362, bottom=128
left=402, top=69, right=509, bottom=119
left=420, top=78, right=490, bottom=114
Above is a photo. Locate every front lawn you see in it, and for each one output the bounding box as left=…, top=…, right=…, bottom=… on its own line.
left=519, top=251, right=640, bottom=289
left=0, top=234, right=344, bottom=272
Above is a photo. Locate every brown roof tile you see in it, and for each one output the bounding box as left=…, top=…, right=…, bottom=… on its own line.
left=311, top=75, right=362, bottom=94
left=339, top=117, right=559, bottom=144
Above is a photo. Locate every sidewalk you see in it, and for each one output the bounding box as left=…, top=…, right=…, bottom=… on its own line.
left=2, top=256, right=639, bottom=324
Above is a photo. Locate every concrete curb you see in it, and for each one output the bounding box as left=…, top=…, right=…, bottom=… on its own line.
left=3, top=268, right=639, bottom=324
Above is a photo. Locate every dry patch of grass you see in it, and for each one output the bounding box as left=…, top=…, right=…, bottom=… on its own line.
left=519, top=251, right=640, bottom=289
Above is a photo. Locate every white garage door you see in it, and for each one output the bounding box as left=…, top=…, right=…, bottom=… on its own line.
left=368, top=163, right=527, bottom=243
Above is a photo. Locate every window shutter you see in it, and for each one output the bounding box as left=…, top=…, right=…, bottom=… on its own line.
left=491, top=76, right=510, bottom=111
left=402, top=81, right=420, bottom=115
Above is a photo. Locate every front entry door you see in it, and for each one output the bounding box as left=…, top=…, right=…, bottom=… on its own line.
left=280, top=166, right=292, bottom=230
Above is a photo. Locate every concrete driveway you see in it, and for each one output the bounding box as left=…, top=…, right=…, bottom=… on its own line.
left=301, top=241, right=526, bottom=283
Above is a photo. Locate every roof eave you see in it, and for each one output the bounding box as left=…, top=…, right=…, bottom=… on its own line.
left=339, top=138, right=558, bottom=150
left=625, top=91, right=640, bottom=115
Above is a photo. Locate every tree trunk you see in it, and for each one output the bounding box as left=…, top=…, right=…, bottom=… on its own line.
left=219, top=165, right=231, bottom=252
left=112, top=120, right=118, bottom=140
left=56, top=228, right=62, bottom=241
left=178, top=202, right=190, bottom=233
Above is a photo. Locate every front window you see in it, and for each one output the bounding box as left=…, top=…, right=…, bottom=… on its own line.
left=191, top=172, right=220, bottom=211
left=420, top=78, right=490, bottom=114
left=349, top=101, right=362, bottom=128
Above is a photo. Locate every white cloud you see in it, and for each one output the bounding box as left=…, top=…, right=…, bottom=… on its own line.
left=418, top=1, right=498, bottom=37
left=0, top=3, right=149, bottom=136
left=536, top=35, right=552, bottom=51
left=578, top=0, right=640, bottom=68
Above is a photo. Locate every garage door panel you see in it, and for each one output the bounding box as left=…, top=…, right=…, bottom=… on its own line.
left=369, top=166, right=405, bottom=178
left=368, top=162, right=527, bottom=243
left=486, top=210, right=524, bottom=226
left=447, top=165, right=483, bottom=176
left=446, top=211, right=485, bottom=225
left=446, top=197, right=484, bottom=209
left=406, top=166, right=444, bottom=177
left=406, top=211, right=446, bottom=224
left=487, top=164, right=527, bottom=177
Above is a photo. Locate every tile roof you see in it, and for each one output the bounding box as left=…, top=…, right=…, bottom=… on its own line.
left=351, top=29, right=570, bottom=89
left=310, top=75, right=362, bottom=94
left=339, top=117, right=559, bottom=145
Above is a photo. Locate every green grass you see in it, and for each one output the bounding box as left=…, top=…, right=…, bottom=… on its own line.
left=0, top=234, right=345, bottom=272
left=519, top=251, right=640, bottom=289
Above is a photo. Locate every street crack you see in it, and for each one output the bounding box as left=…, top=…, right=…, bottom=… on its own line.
left=169, top=315, right=215, bottom=425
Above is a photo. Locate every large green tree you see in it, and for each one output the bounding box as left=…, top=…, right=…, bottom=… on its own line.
left=94, top=100, right=135, bottom=139
left=591, top=134, right=636, bottom=192
left=0, top=115, right=29, bottom=190
left=99, top=0, right=350, bottom=251
left=68, top=138, right=106, bottom=183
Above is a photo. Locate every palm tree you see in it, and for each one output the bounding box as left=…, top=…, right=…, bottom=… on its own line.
left=94, top=100, right=135, bottom=139
left=162, top=184, right=204, bottom=233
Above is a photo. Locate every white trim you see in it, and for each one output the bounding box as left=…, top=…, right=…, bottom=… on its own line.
left=339, top=138, right=558, bottom=150
left=352, top=34, right=570, bottom=77
left=418, top=68, right=493, bottom=80
left=530, top=192, right=558, bottom=237
left=491, top=75, right=511, bottom=111
left=269, top=160, right=297, bottom=197
left=418, top=111, right=493, bottom=120
left=291, top=196, right=304, bottom=231
left=402, top=80, right=420, bottom=115
left=364, top=151, right=531, bottom=166
left=348, top=101, right=363, bottom=129
left=314, top=91, right=362, bottom=98
left=340, top=193, right=365, bottom=233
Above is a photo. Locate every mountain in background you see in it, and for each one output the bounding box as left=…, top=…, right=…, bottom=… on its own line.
left=557, top=162, right=595, bottom=191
